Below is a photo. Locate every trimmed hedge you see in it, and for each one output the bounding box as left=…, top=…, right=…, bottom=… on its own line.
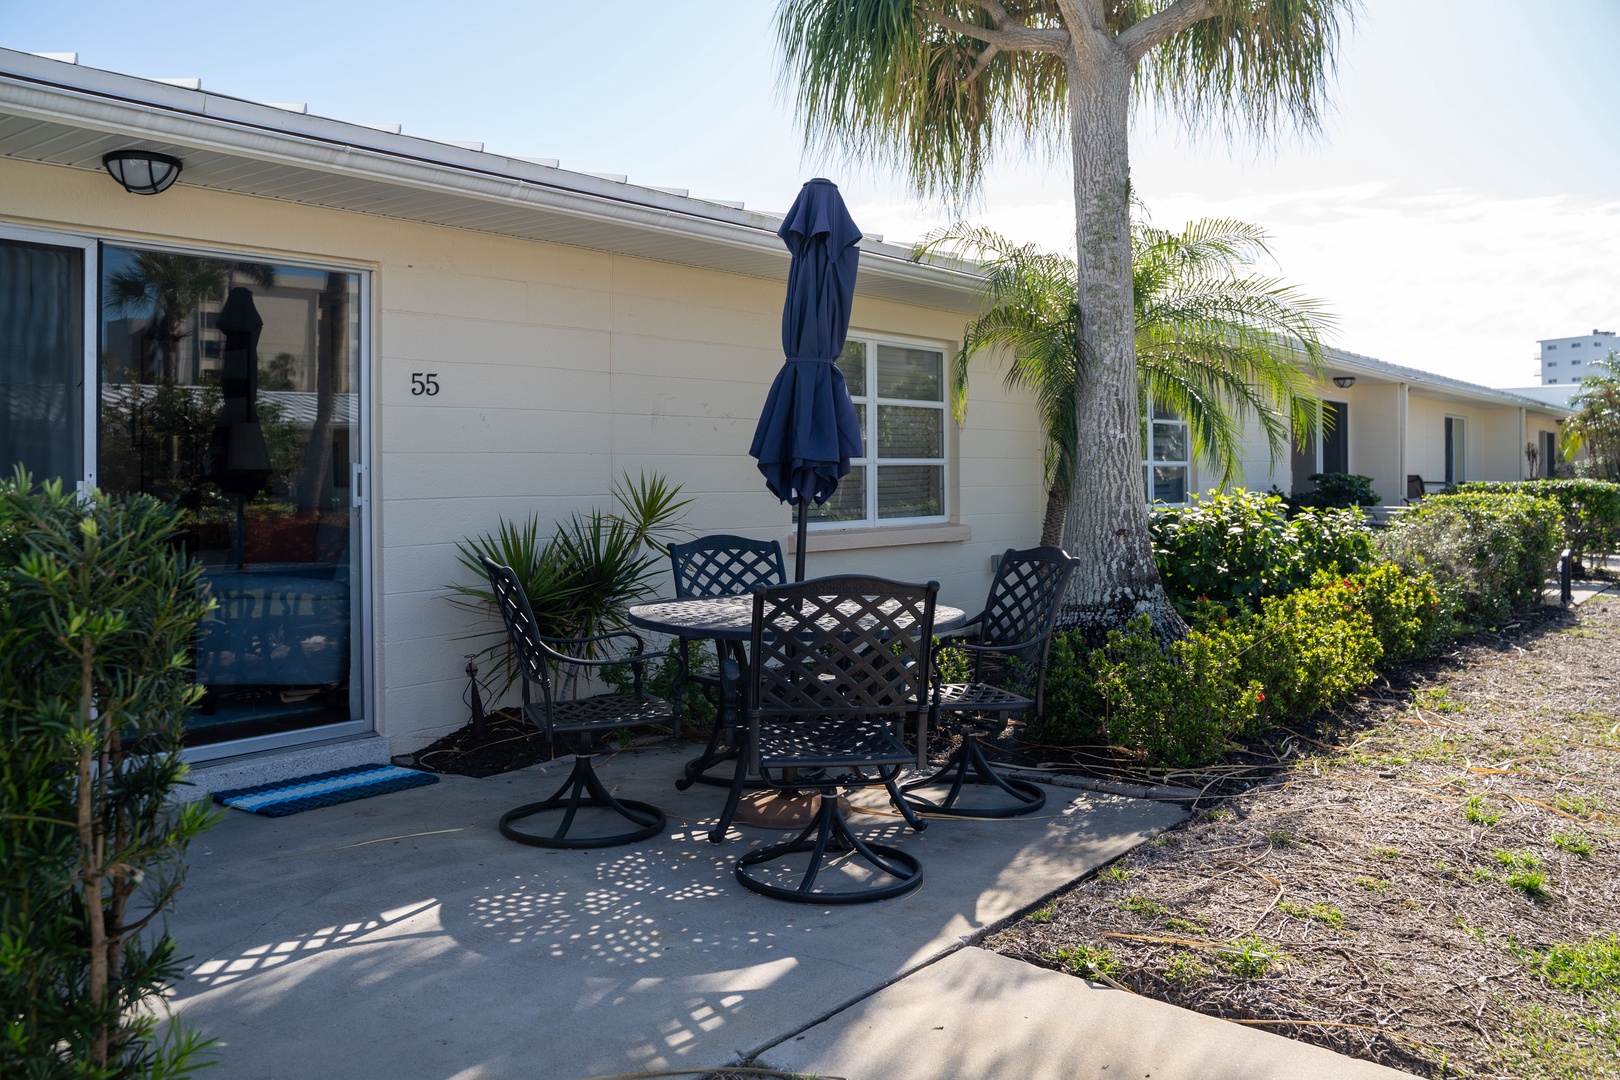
left=1151, top=489, right=1374, bottom=616
left=1032, top=563, right=1445, bottom=767
left=1379, top=491, right=1561, bottom=627
left=1457, top=479, right=1620, bottom=572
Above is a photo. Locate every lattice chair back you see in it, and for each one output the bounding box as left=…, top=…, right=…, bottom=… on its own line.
left=748, top=575, right=938, bottom=748
left=480, top=555, right=559, bottom=716
left=670, top=534, right=786, bottom=599
left=972, top=547, right=1080, bottom=699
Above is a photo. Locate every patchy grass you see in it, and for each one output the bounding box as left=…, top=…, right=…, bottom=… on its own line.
left=1277, top=900, right=1347, bottom=932
left=989, top=596, right=1620, bottom=1079
left=1465, top=793, right=1502, bottom=826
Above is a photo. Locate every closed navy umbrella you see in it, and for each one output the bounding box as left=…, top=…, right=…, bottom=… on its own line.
left=749, top=178, right=865, bottom=580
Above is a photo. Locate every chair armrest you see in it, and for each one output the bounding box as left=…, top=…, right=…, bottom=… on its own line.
left=938, top=632, right=1050, bottom=661
left=544, top=628, right=647, bottom=653
left=557, top=647, right=677, bottom=671
left=935, top=613, right=984, bottom=641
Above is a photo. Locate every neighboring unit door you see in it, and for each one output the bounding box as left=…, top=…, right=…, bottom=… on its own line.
left=1321, top=401, right=1349, bottom=476
left=1540, top=430, right=1557, bottom=478
left=1290, top=420, right=1317, bottom=495
left=1445, top=417, right=1466, bottom=485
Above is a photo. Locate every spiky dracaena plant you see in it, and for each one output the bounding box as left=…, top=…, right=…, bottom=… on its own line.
left=450, top=472, right=694, bottom=692
left=919, top=216, right=1331, bottom=544
left=778, top=0, right=1354, bottom=639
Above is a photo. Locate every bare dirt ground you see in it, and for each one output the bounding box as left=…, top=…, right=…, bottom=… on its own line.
left=988, top=593, right=1620, bottom=1079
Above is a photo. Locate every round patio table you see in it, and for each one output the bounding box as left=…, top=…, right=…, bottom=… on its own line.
left=627, top=594, right=967, bottom=822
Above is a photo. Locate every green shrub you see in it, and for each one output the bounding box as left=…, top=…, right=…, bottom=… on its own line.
left=0, top=473, right=218, bottom=1078
left=1290, top=472, right=1382, bottom=510
left=1458, top=479, right=1620, bottom=573
left=1239, top=574, right=1382, bottom=721
left=1379, top=491, right=1561, bottom=626
left=1349, top=561, right=1448, bottom=664
left=1078, top=615, right=1264, bottom=767
left=1151, top=488, right=1374, bottom=616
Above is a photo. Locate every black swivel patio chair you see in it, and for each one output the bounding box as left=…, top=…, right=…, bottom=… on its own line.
left=481, top=555, right=679, bottom=849
left=902, top=546, right=1078, bottom=819
left=667, top=535, right=785, bottom=790
left=731, top=575, right=938, bottom=904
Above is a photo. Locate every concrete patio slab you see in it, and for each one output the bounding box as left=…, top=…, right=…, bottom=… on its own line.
left=761, top=947, right=1410, bottom=1080
left=167, top=748, right=1184, bottom=1079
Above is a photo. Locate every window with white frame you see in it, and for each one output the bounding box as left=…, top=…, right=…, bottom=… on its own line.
left=808, top=336, right=948, bottom=526
left=1144, top=404, right=1190, bottom=504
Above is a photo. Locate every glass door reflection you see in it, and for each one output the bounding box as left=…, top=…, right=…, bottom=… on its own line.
left=99, top=246, right=363, bottom=746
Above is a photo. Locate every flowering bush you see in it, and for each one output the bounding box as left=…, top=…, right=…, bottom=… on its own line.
left=1151, top=488, right=1374, bottom=616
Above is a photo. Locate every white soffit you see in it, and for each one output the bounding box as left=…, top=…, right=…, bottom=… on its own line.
left=0, top=49, right=983, bottom=313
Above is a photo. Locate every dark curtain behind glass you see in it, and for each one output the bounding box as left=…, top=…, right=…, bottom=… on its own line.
left=0, top=239, right=83, bottom=483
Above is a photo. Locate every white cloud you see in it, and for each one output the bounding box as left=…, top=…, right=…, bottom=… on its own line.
left=854, top=183, right=1620, bottom=390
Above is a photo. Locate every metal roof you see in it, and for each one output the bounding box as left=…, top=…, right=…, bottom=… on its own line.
left=1323, top=348, right=1572, bottom=416
left=0, top=48, right=985, bottom=313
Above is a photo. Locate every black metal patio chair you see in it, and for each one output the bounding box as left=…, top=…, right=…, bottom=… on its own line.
left=901, top=546, right=1078, bottom=819
left=667, top=535, right=785, bottom=790
left=480, top=555, right=679, bottom=849
left=731, top=575, right=938, bottom=904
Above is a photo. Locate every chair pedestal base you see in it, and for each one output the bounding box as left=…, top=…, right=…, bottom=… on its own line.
left=735, top=793, right=922, bottom=904
left=901, top=733, right=1046, bottom=818
left=676, top=724, right=766, bottom=792
left=499, top=754, right=666, bottom=849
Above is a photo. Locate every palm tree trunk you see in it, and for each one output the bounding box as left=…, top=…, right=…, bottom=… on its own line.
left=1057, top=48, right=1185, bottom=643
left=1040, top=474, right=1069, bottom=547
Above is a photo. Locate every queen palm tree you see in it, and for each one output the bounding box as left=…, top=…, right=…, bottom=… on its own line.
left=777, top=0, right=1354, bottom=638
left=920, top=216, right=1333, bottom=544
left=1562, top=355, right=1620, bottom=481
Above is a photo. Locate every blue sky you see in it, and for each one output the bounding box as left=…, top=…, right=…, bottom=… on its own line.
left=5, top=1, right=1616, bottom=386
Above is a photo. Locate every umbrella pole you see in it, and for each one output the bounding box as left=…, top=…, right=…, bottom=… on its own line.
left=795, top=500, right=808, bottom=582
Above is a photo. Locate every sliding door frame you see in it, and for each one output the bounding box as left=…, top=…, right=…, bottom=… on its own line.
left=1, top=221, right=375, bottom=763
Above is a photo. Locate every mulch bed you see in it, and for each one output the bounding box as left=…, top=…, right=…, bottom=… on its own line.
left=987, top=594, right=1620, bottom=1079
left=405, top=707, right=563, bottom=778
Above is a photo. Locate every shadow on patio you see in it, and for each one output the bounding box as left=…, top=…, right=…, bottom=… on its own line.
left=167, top=748, right=1184, bottom=1079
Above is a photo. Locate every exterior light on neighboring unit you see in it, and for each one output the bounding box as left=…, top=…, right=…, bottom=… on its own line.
left=102, top=150, right=183, bottom=195
left=1332, top=375, right=1356, bottom=388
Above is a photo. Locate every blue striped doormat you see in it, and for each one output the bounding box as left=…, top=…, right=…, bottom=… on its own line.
left=214, top=765, right=438, bottom=817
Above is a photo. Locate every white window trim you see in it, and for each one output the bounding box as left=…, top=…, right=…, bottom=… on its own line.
left=807, top=331, right=951, bottom=530
left=1143, top=407, right=1191, bottom=505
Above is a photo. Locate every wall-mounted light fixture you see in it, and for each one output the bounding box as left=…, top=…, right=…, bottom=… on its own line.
left=102, top=150, right=183, bottom=195
left=1332, top=375, right=1356, bottom=388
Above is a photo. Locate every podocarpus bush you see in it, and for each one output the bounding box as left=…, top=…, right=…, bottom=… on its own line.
left=1379, top=491, right=1561, bottom=626
left=1457, top=479, right=1620, bottom=573
left=1238, top=574, right=1382, bottom=722
left=1039, top=614, right=1262, bottom=767
left=1150, top=488, right=1374, bottom=615
left=0, top=474, right=218, bottom=1079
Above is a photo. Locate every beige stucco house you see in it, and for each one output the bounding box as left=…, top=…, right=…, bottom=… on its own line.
left=0, top=50, right=1046, bottom=777
left=0, top=50, right=1568, bottom=781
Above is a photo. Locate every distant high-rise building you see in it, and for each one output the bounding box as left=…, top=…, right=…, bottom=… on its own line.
left=1540, top=328, right=1618, bottom=384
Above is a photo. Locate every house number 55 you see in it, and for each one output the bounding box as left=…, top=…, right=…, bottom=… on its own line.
left=411, top=373, right=440, bottom=396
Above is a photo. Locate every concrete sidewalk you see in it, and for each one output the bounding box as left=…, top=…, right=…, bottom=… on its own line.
left=763, top=947, right=1407, bottom=1080
left=167, top=748, right=1404, bottom=1079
